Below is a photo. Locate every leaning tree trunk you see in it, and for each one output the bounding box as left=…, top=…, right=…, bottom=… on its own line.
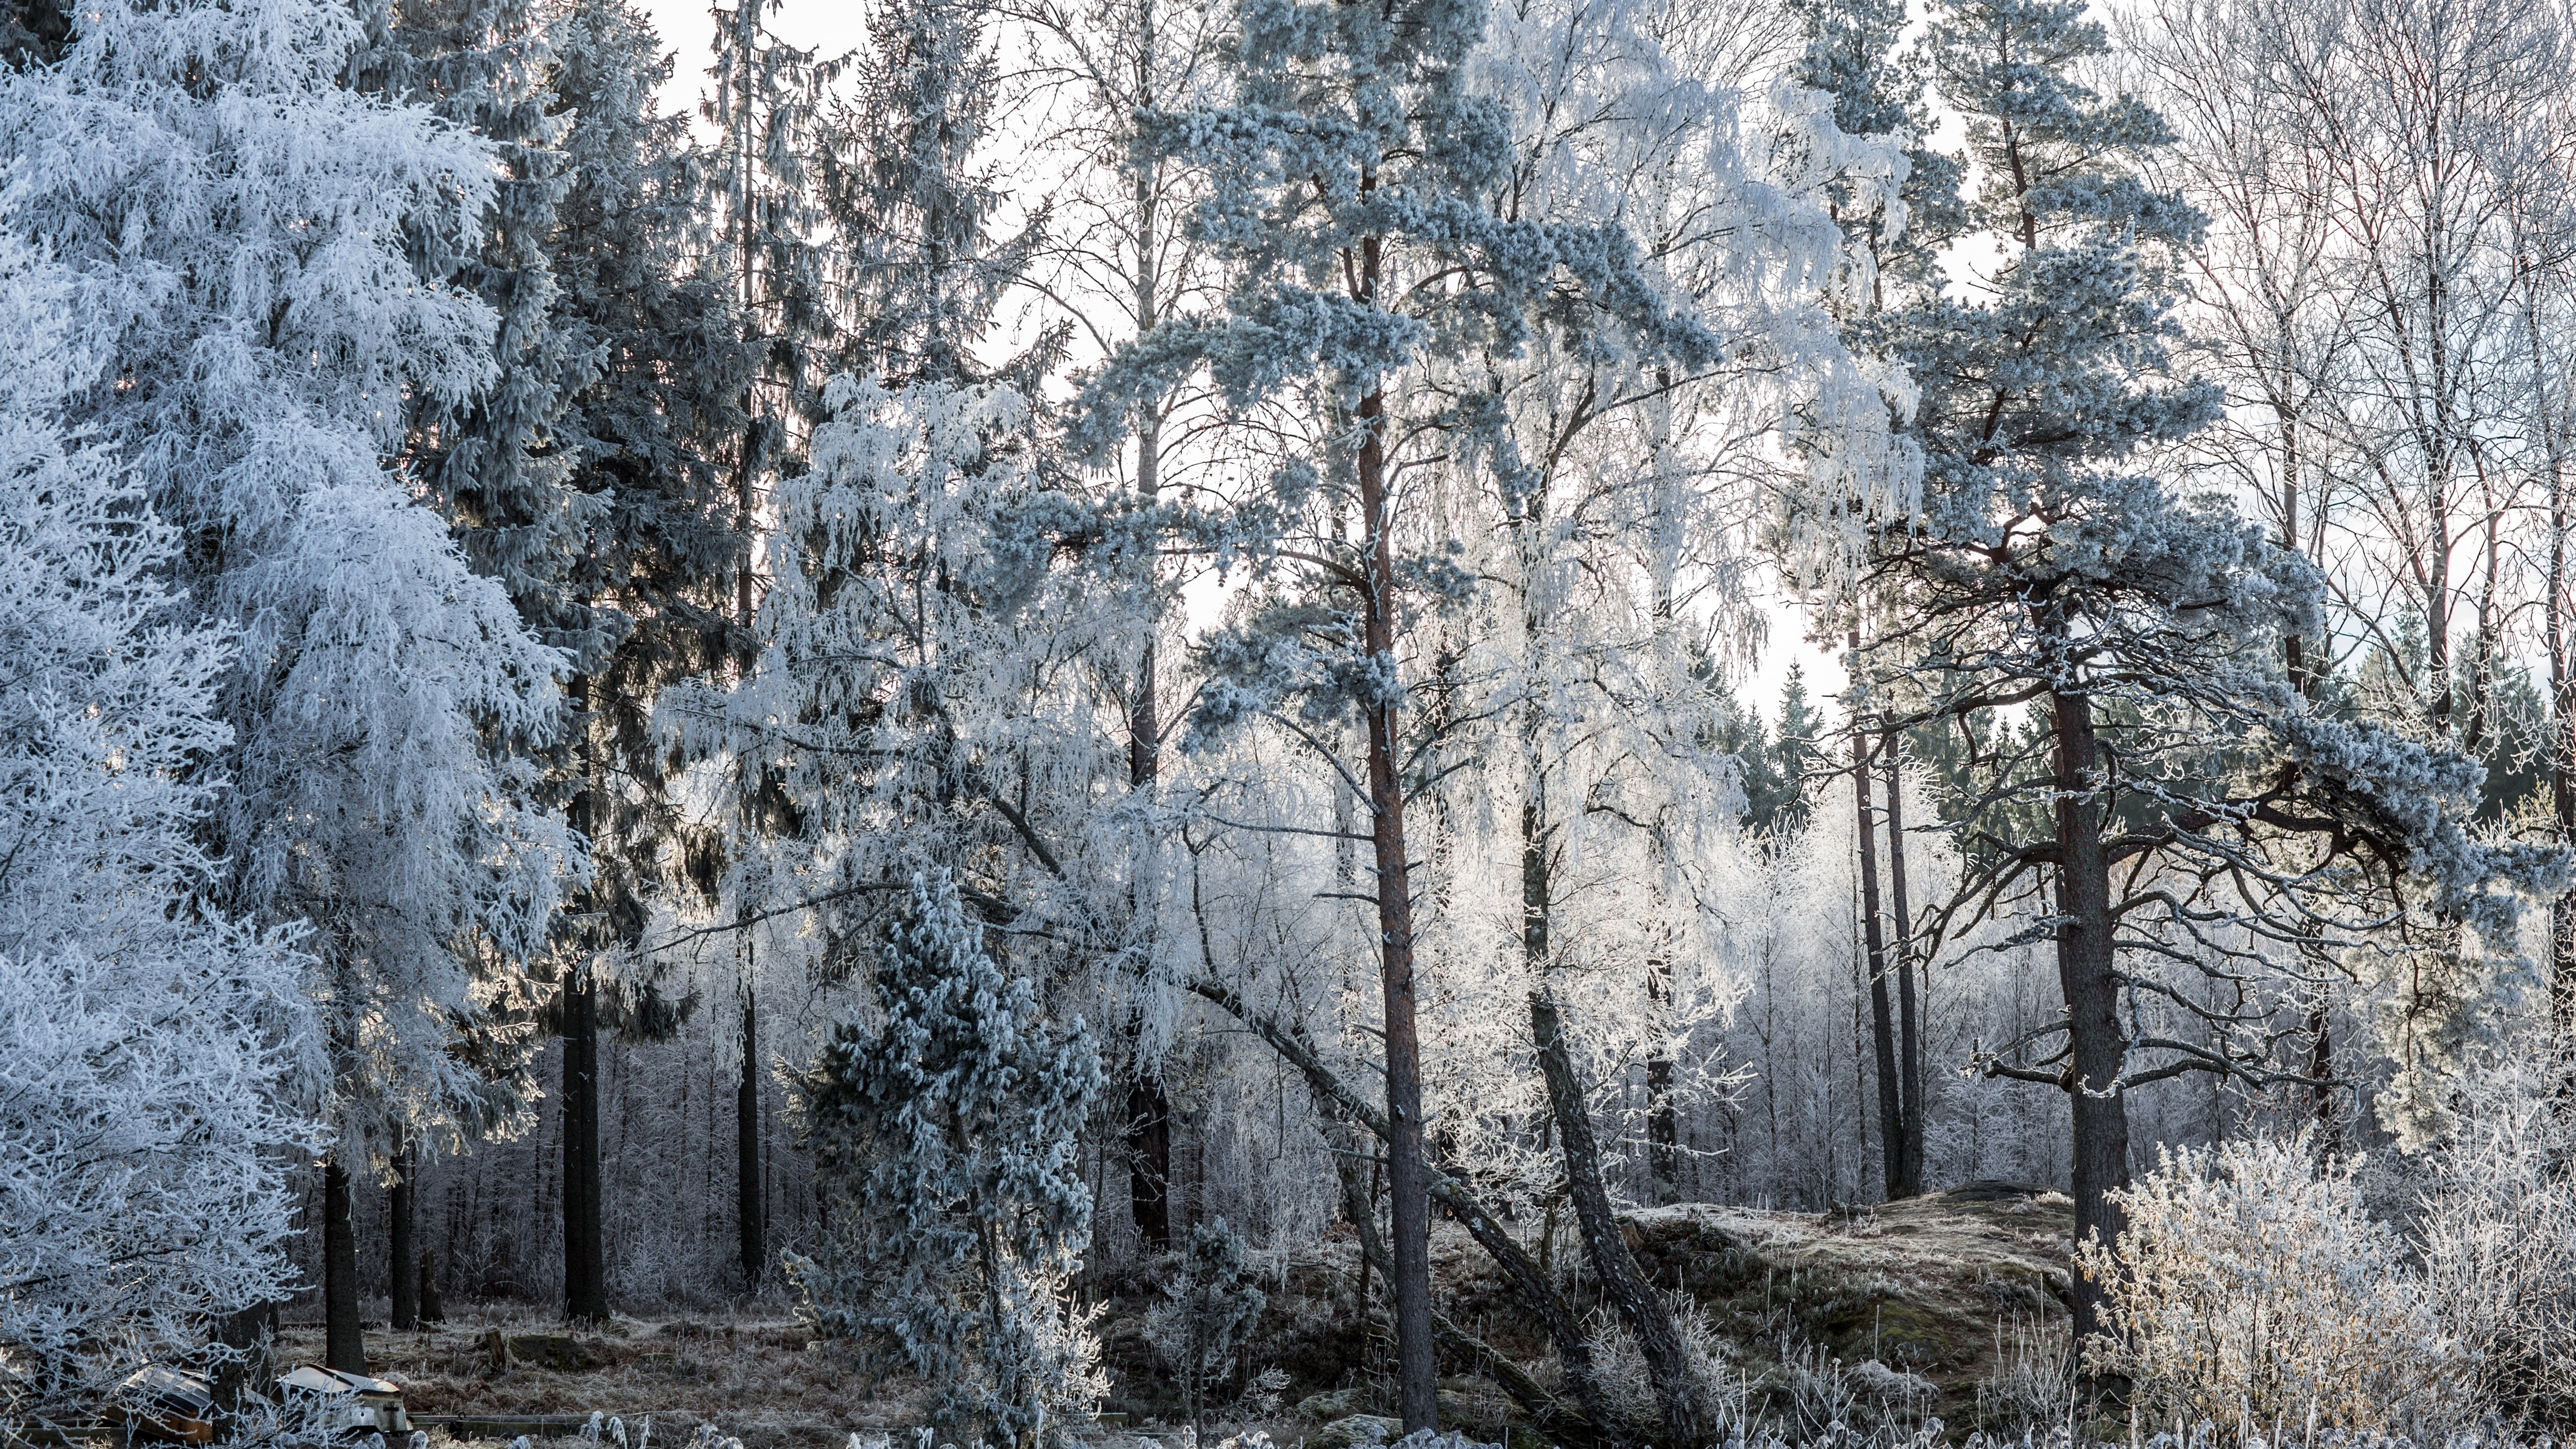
left=2050, top=684, right=2131, bottom=1355
left=562, top=973, right=609, bottom=1322
left=1523, top=793, right=1706, bottom=1447
left=1238, top=977, right=1627, bottom=1445
left=388, top=1137, right=417, bottom=1331
left=321, top=1156, right=365, bottom=1372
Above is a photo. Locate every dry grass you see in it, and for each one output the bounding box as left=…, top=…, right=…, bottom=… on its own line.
left=274, top=1187, right=2075, bottom=1444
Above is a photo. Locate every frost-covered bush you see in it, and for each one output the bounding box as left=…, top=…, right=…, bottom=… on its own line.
left=2082, top=1134, right=2470, bottom=1433
left=2417, top=1049, right=2576, bottom=1430
left=790, top=868, right=1106, bottom=1445
left=1143, top=1218, right=1266, bottom=1429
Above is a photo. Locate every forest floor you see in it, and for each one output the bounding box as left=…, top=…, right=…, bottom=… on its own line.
left=278, top=1183, right=2076, bottom=1447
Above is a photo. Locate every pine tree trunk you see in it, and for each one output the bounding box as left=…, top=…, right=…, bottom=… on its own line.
left=1522, top=792, right=1701, bottom=1443
left=564, top=974, right=609, bottom=1322
left=1850, top=713, right=1904, bottom=1201
left=1123, top=399, right=1174, bottom=1249
left=2550, top=407, right=2576, bottom=1036
left=420, top=1247, right=446, bottom=1323
left=1356, top=370, right=1436, bottom=1435
left=322, top=1156, right=365, bottom=1372
left=738, top=987, right=765, bottom=1286
left=1884, top=732, right=1923, bottom=1198
left=2049, top=684, right=2130, bottom=1356
left=389, top=1138, right=417, bottom=1331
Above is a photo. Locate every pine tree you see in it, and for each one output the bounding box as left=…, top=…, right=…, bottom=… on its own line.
left=1076, top=0, right=1734, bottom=1422
left=792, top=870, right=1105, bottom=1446
left=816, top=0, right=1044, bottom=386
left=1806, top=0, right=2562, bottom=1353
left=528, top=0, right=763, bottom=1317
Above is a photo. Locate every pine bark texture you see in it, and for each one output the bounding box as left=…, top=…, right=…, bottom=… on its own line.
left=2050, top=685, right=2130, bottom=1350
left=1356, top=370, right=1437, bottom=1435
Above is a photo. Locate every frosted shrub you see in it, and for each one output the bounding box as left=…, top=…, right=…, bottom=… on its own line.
left=1560, top=1298, right=1741, bottom=1435
left=2081, top=1134, right=2470, bottom=1432
left=1143, top=1219, right=1265, bottom=1430
left=2416, top=1050, right=2576, bottom=1429
left=791, top=869, right=1106, bottom=1446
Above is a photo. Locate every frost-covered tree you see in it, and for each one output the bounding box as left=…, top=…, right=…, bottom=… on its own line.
left=1799, top=0, right=2562, bottom=1352
left=792, top=869, right=1105, bottom=1445
left=0, top=241, right=324, bottom=1414
left=819, top=0, right=1046, bottom=386
left=538, top=0, right=761, bottom=1309
left=1073, top=0, right=1888, bottom=1419
left=0, top=0, right=581, bottom=1370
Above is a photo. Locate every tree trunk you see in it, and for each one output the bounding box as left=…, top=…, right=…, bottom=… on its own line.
left=563, top=973, right=609, bottom=1322
left=2050, top=685, right=2131, bottom=1356
left=1356, top=370, right=1436, bottom=1435
left=210, top=1299, right=278, bottom=1411
left=1884, top=731, right=1924, bottom=1198
left=1645, top=957, right=1678, bottom=1204
left=738, top=986, right=765, bottom=1287
left=1524, top=800, right=1704, bottom=1446
left=419, top=1247, right=446, bottom=1323
left=1530, top=991, right=1706, bottom=1445
left=321, top=1156, right=365, bottom=1373
left=389, top=1138, right=417, bottom=1331
left=1850, top=710, right=1905, bottom=1201
left=1123, top=400, right=1174, bottom=1248
left=1125, top=1074, right=1173, bottom=1249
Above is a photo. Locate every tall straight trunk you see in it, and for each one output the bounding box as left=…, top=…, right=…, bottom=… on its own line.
left=1524, top=800, right=1704, bottom=1446
left=1883, top=732, right=1923, bottom=1198
left=388, top=1138, right=417, bottom=1331
left=1850, top=704, right=1904, bottom=1201
left=738, top=985, right=765, bottom=1286
left=2539, top=283, right=2576, bottom=1036
left=1354, top=357, right=1436, bottom=1432
left=563, top=973, right=609, bottom=1322
left=2049, top=684, right=2130, bottom=1353
left=321, top=1156, right=365, bottom=1372
left=1644, top=957, right=1678, bottom=1203
left=1122, top=221, right=1176, bottom=1240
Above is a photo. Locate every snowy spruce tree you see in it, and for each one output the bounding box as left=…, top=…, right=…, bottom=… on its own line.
left=792, top=870, right=1105, bottom=1446
left=1792, top=0, right=2563, bottom=1352
left=0, top=242, right=324, bottom=1413
left=544, top=0, right=765, bottom=1308
left=0, top=0, right=582, bottom=1371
